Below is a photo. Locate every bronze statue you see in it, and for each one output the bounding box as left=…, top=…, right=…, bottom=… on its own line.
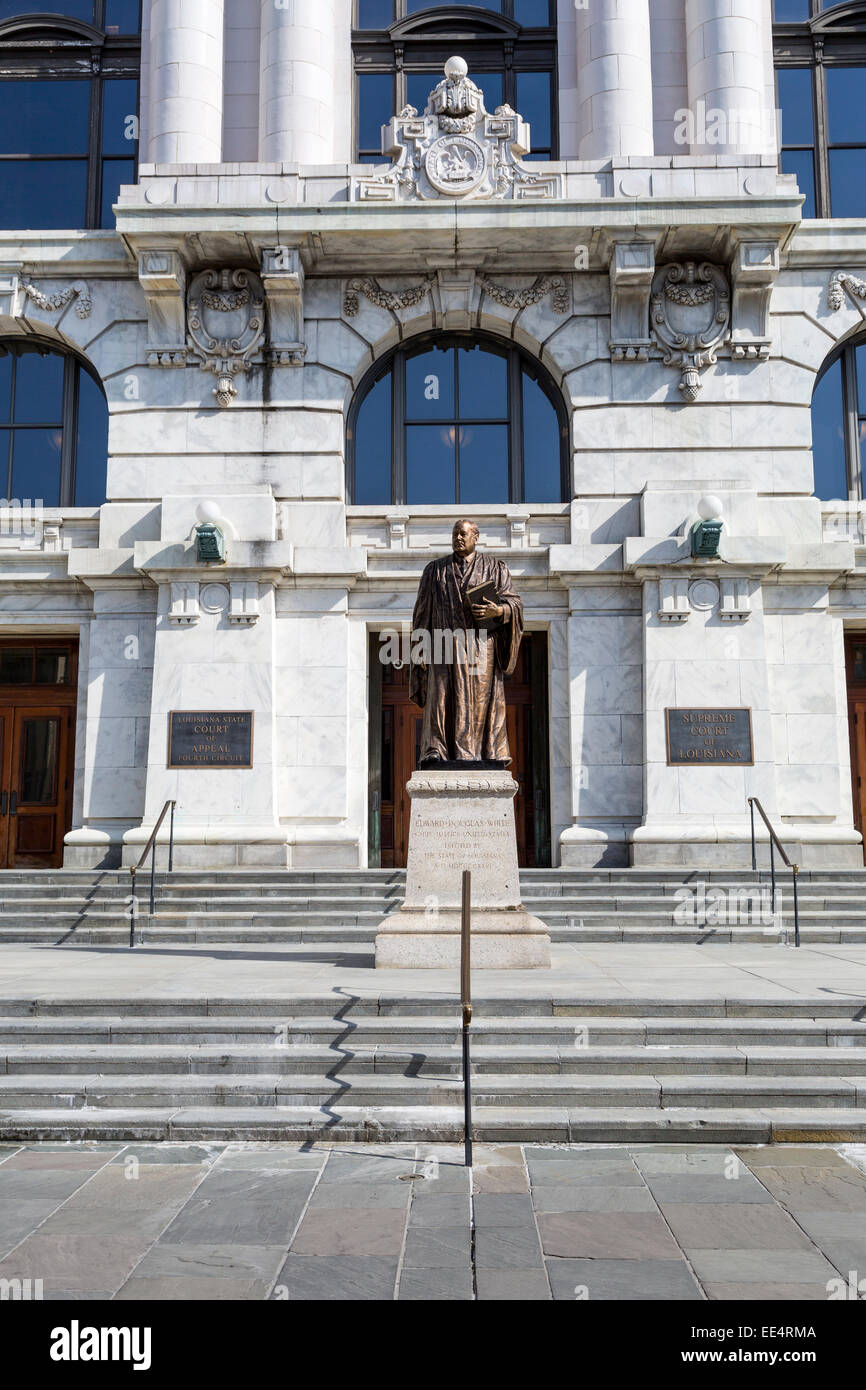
left=410, top=519, right=524, bottom=766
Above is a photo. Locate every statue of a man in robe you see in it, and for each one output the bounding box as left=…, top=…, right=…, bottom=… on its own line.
left=410, top=518, right=524, bottom=766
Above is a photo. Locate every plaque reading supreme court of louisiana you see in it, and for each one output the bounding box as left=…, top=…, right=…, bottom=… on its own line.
left=665, top=708, right=753, bottom=766
left=167, top=711, right=254, bottom=768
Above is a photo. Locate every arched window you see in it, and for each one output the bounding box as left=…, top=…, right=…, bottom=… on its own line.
left=348, top=334, right=567, bottom=505
left=0, top=3, right=140, bottom=229
left=353, top=3, right=556, bottom=162
left=811, top=337, right=866, bottom=500
left=774, top=1, right=866, bottom=218
left=0, top=341, right=108, bottom=506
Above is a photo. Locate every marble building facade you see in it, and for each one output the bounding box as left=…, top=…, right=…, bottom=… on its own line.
left=0, top=0, right=865, bottom=873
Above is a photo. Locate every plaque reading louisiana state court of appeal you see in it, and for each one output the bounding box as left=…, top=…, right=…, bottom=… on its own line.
left=167, top=711, right=253, bottom=768
left=665, top=708, right=753, bottom=765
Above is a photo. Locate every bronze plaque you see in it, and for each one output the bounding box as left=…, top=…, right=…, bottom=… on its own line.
left=665, top=708, right=753, bottom=766
left=167, top=711, right=253, bottom=768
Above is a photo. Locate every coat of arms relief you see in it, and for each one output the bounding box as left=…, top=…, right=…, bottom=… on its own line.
left=352, top=56, right=561, bottom=203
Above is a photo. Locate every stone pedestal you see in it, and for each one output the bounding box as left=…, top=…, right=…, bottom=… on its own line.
left=374, top=769, right=551, bottom=969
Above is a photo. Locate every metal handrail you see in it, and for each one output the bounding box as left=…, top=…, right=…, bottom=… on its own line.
left=129, top=800, right=177, bottom=942
left=748, top=797, right=800, bottom=948
left=460, top=869, right=472, bottom=1169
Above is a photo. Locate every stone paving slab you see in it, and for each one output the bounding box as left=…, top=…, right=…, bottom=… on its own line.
left=0, top=1139, right=863, bottom=1300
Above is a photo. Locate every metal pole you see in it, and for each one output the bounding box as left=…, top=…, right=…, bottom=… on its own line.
left=749, top=799, right=756, bottom=872
left=792, top=864, right=800, bottom=949
left=168, top=800, right=175, bottom=873
left=461, top=868, right=472, bottom=1169
left=149, top=839, right=156, bottom=916
left=129, top=867, right=136, bottom=949
left=769, top=835, right=776, bottom=922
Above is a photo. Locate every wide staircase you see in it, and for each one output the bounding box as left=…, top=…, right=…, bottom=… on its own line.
left=0, top=867, right=865, bottom=1142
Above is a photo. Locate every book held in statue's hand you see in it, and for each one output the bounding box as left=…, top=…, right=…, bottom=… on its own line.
left=466, top=579, right=500, bottom=609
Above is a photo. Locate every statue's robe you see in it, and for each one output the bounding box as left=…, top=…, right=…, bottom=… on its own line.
left=410, top=550, right=524, bottom=764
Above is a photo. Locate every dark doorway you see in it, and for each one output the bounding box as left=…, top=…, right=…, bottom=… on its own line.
left=368, top=630, right=551, bottom=868
left=0, top=638, right=77, bottom=868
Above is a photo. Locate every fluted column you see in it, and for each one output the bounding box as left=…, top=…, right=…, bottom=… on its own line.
left=574, top=0, right=654, bottom=158
left=685, top=0, right=772, bottom=155
left=258, top=0, right=337, bottom=164
left=147, top=0, right=225, bottom=163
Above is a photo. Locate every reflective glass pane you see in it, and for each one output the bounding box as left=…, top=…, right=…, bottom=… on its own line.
left=102, top=79, right=139, bottom=155
left=777, top=68, right=813, bottom=145
left=74, top=368, right=108, bottom=506
left=406, top=425, right=456, bottom=504
left=856, top=346, right=866, bottom=416
left=34, top=649, right=69, bottom=683
left=407, top=72, right=436, bottom=113
left=829, top=148, right=866, bottom=219
left=458, top=424, right=508, bottom=504
left=406, top=347, right=455, bottom=420
left=471, top=72, right=502, bottom=113
left=0, top=352, right=11, bottom=424
left=101, top=157, right=135, bottom=226
left=19, top=717, right=58, bottom=804
left=522, top=372, right=562, bottom=502
left=353, top=371, right=392, bottom=503
left=357, top=0, right=393, bottom=25
left=407, top=0, right=501, bottom=8
left=10, top=427, right=63, bottom=506
left=772, top=0, right=811, bottom=18
left=105, top=0, right=141, bottom=32
left=14, top=351, right=64, bottom=424
left=811, top=357, right=847, bottom=500
left=457, top=345, right=507, bottom=419
left=0, top=160, right=88, bottom=229
left=515, top=0, right=551, bottom=23
left=516, top=71, right=551, bottom=152
left=0, top=0, right=93, bottom=18
left=828, top=68, right=866, bottom=145
left=0, top=80, right=89, bottom=154
left=781, top=148, right=816, bottom=218
left=358, top=73, right=393, bottom=151
left=0, top=648, right=33, bottom=683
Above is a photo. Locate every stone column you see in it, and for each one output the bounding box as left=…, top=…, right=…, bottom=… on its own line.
left=258, top=0, right=338, bottom=164
left=685, top=0, right=772, bottom=156
left=574, top=0, right=654, bottom=158
left=147, top=0, right=225, bottom=163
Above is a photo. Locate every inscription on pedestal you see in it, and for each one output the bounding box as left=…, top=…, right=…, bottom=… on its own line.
left=665, top=708, right=753, bottom=765
left=167, top=711, right=254, bottom=768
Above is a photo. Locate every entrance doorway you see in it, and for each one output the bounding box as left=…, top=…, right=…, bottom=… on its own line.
left=368, top=631, right=551, bottom=868
left=0, top=639, right=77, bottom=868
left=846, top=634, right=866, bottom=861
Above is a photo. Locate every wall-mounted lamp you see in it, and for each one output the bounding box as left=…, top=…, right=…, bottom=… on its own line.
left=690, top=494, right=724, bottom=559
left=194, top=500, right=226, bottom=564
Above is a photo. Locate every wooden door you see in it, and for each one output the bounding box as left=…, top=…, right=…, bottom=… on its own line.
left=0, top=640, right=77, bottom=869
left=846, top=636, right=866, bottom=862
left=372, top=633, right=550, bottom=868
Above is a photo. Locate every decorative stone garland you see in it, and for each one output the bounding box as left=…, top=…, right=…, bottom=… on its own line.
left=343, top=277, right=434, bottom=317
left=478, top=274, right=568, bottom=315
left=22, top=280, right=92, bottom=319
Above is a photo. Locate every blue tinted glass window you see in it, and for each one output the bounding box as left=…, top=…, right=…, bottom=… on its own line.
left=357, top=0, right=393, bottom=25
left=458, top=345, right=507, bottom=419
left=514, top=0, right=551, bottom=23
left=781, top=149, right=816, bottom=217
left=14, top=352, right=64, bottom=424
left=407, top=0, right=502, bottom=8
left=0, top=160, right=87, bottom=229
left=471, top=72, right=503, bottom=113
left=459, top=423, right=508, bottom=504
left=74, top=368, right=108, bottom=506
left=101, top=157, right=135, bottom=227
left=772, top=0, right=811, bottom=18
left=829, top=149, right=866, bottom=218
left=0, top=79, right=89, bottom=154
left=406, top=425, right=456, bottom=503
left=827, top=68, right=866, bottom=145
left=811, top=357, right=848, bottom=500
left=777, top=68, right=813, bottom=146
left=406, top=347, right=455, bottom=420
left=354, top=372, right=391, bottom=504
left=102, top=79, right=139, bottom=156
left=407, top=72, right=435, bottom=113
left=522, top=373, right=561, bottom=502
left=10, top=427, right=63, bottom=507
left=516, top=71, right=551, bottom=153
left=358, top=72, right=393, bottom=154
left=0, top=352, right=11, bottom=425
left=105, top=0, right=141, bottom=32
left=856, top=346, right=866, bottom=416
left=0, top=1, right=93, bottom=18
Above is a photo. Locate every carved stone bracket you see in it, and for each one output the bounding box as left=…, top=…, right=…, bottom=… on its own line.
left=609, top=241, right=655, bottom=361
left=658, top=577, right=690, bottom=623
left=228, top=581, right=260, bottom=625
left=186, top=268, right=266, bottom=406
left=139, top=250, right=188, bottom=367
left=22, top=280, right=92, bottom=319
left=729, top=240, right=778, bottom=360
left=478, top=274, right=569, bottom=315
left=343, top=276, right=434, bottom=317
left=168, top=582, right=199, bottom=625
left=650, top=261, right=731, bottom=402
left=720, top=577, right=751, bottom=622
left=260, top=247, right=305, bottom=365
left=828, top=270, right=866, bottom=313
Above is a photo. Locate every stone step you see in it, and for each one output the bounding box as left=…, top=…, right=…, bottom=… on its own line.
left=3, top=1104, right=866, bottom=1144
